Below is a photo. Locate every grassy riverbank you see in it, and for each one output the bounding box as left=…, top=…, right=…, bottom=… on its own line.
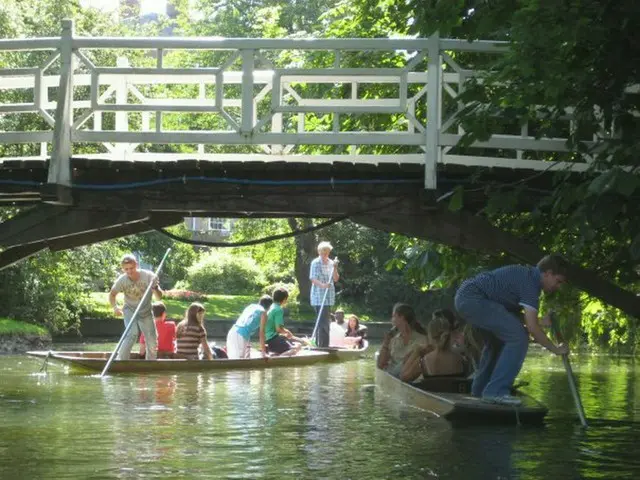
left=0, top=318, right=49, bottom=336
left=87, top=292, right=373, bottom=322
left=89, top=292, right=327, bottom=322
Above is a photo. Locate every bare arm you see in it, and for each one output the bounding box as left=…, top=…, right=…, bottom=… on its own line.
left=108, top=289, right=122, bottom=316
left=400, top=349, right=423, bottom=382
left=377, top=333, right=393, bottom=369
left=152, top=285, right=163, bottom=300
left=259, top=313, right=267, bottom=356
left=276, top=325, right=307, bottom=344
left=332, top=260, right=339, bottom=283
left=201, top=336, right=213, bottom=360
left=524, top=309, right=568, bottom=355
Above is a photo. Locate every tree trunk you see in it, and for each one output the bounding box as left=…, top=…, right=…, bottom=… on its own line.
left=352, top=201, right=640, bottom=319
left=288, top=218, right=316, bottom=304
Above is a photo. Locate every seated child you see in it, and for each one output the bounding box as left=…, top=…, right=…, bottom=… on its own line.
left=176, top=302, right=214, bottom=360
left=260, top=287, right=308, bottom=357
left=139, top=302, right=176, bottom=359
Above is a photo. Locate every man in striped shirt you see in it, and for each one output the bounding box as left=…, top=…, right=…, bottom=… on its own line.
left=455, top=254, right=569, bottom=406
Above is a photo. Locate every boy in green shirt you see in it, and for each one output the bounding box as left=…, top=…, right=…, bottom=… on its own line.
left=260, top=287, right=307, bottom=357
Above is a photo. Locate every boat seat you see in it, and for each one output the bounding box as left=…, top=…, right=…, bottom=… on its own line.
left=415, top=376, right=472, bottom=394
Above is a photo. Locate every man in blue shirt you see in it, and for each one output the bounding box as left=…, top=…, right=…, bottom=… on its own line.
left=455, top=254, right=569, bottom=406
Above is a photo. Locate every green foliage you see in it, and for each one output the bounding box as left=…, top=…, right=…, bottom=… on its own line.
left=185, top=250, right=267, bottom=295
left=230, top=218, right=296, bottom=284
left=0, top=249, right=93, bottom=333
left=387, top=234, right=496, bottom=289
left=162, top=294, right=256, bottom=320
left=575, top=295, right=638, bottom=352
left=0, top=318, right=48, bottom=336
left=398, top=0, right=640, bottom=285
left=163, top=289, right=208, bottom=303
left=89, top=291, right=256, bottom=320
left=120, top=223, right=201, bottom=288
left=261, top=282, right=299, bottom=303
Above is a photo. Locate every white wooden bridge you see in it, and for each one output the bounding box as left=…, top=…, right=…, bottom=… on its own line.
left=0, top=19, right=592, bottom=194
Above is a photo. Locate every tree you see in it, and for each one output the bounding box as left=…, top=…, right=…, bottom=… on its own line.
left=287, top=218, right=316, bottom=303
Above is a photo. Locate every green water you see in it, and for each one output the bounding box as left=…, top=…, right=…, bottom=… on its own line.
left=1, top=343, right=639, bottom=479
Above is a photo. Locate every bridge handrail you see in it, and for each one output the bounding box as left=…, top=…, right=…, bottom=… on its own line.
left=0, top=20, right=603, bottom=196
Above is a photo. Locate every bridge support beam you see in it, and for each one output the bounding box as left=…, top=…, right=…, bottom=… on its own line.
left=47, top=19, right=74, bottom=205
left=424, top=32, right=440, bottom=190
left=0, top=206, right=183, bottom=270
left=0, top=205, right=159, bottom=249
left=351, top=204, right=640, bottom=319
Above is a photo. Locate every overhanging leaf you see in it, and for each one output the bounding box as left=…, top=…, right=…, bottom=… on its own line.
left=448, top=186, right=464, bottom=212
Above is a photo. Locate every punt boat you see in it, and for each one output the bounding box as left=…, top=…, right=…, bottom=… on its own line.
left=27, top=341, right=369, bottom=374
left=375, top=366, right=548, bottom=425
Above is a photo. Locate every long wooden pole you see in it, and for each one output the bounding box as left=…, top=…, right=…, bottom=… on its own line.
left=550, top=313, right=588, bottom=427
left=101, top=248, right=171, bottom=377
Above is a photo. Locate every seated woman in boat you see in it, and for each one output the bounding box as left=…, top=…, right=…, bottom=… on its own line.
left=377, top=303, right=428, bottom=377
left=176, top=302, right=214, bottom=360
left=260, top=287, right=308, bottom=357
left=344, top=314, right=366, bottom=349
left=330, top=311, right=360, bottom=348
left=400, top=309, right=465, bottom=383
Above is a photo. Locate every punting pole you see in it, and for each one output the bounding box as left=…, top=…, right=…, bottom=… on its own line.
left=550, top=312, right=588, bottom=427
left=101, top=248, right=171, bottom=377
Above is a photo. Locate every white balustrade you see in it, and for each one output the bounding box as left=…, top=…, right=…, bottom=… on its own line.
left=0, top=20, right=596, bottom=191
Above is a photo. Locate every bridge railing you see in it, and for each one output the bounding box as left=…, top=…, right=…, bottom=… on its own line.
left=0, top=20, right=590, bottom=191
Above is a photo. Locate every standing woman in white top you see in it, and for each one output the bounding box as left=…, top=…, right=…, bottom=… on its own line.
left=309, top=241, right=340, bottom=347
left=377, top=303, right=428, bottom=377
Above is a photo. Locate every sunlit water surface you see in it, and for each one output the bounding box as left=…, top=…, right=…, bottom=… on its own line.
left=1, top=342, right=640, bottom=479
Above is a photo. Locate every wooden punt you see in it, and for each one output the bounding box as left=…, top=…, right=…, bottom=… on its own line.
left=308, top=340, right=370, bottom=361
left=375, top=367, right=548, bottom=425
left=28, top=350, right=330, bottom=373
left=27, top=342, right=369, bottom=374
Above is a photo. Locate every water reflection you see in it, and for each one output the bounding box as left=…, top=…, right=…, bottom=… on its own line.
left=1, top=351, right=640, bottom=478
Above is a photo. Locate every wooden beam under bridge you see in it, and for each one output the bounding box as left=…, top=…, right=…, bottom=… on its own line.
left=0, top=208, right=183, bottom=270
left=351, top=203, right=640, bottom=319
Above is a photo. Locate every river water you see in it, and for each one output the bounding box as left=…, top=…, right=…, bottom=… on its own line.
left=1, top=342, right=639, bottom=479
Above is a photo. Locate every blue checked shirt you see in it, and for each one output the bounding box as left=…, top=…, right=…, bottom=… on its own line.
left=458, top=265, right=542, bottom=312
left=309, top=257, right=336, bottom=306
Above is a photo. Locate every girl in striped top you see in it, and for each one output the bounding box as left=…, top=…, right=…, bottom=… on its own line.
left=176, top=302, right=214, bottom=360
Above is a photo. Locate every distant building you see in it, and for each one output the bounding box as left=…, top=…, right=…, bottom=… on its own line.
left=184, top=217, right=235, bottom=243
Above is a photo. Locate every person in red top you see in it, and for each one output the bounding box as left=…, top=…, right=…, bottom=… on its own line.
left=139, top=302, right=177, bottom=359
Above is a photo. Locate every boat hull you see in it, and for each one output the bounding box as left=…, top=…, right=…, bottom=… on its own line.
left=309, top=340, right=369, bottom=361
left=28, top=343, right=368, bottom=374
left=375, top=367, right=547, bottom=425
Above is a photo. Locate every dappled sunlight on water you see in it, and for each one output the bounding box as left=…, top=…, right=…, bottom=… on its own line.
left=1, top=347, right=639, bottom=479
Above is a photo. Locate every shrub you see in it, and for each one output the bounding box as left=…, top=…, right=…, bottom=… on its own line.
left=163, top=289, right=208, bottom=302
left=185, top=251, right=267, bottom=295
left=0, top=250, right=92, bottom=333
left=261, top=282, right=299, bottom=303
